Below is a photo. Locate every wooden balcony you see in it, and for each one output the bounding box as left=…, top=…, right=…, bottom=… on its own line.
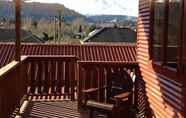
left=0, top=55, right=143, bottom=118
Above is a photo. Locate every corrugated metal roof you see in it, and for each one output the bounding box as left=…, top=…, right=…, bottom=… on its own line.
left=83, top=27, right=136, bottom=43
left=0, top=43, right=137, bottom=68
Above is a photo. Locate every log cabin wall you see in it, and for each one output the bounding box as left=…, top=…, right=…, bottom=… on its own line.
left=137, top=0, right=184, bottom=118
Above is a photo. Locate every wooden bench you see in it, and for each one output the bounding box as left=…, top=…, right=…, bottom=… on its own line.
left=86, top=100, right=115, bottom=118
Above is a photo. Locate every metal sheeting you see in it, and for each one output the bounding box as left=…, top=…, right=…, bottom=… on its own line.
left=137, top=0, right=184, bottom=117
left=0, top=43, right=137, bottom=68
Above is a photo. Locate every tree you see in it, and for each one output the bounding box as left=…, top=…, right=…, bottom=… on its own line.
left=32, top=20, right=38, bottom=29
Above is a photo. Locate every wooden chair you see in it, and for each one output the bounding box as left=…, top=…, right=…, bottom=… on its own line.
left=82, top=87, right=131, bottom=118
left=81, top=69, right=134, bottom=117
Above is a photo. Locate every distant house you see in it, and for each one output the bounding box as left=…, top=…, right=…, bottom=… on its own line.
left=73, top=32, right=86, bottom=39
left=0, top=28, right=45, bottom=43
left=83, top=27, right=136, bottom=43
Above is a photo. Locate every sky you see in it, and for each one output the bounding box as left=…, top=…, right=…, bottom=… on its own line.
left=28, top=0, right=138, bottom=16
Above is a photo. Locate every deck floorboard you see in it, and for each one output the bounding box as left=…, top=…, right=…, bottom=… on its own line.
left=22, top=101, right=90, bottom=118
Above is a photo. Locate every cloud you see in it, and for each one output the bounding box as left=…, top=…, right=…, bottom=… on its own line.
left=28, top=0, right=138, bottom=16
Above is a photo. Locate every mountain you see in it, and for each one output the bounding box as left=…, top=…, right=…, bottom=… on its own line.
left=86, top=15, right=137, bottom=23
left=0, top=1, right=137, bottom=26
left=0, top=1, right=84, bottom=21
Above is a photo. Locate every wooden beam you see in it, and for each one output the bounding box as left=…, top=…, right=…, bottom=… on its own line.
left=182, top=0, right=186, bottom=117
left=0, top=56, right=27, bottom=79
left=15, top=0, right=21, bottom=61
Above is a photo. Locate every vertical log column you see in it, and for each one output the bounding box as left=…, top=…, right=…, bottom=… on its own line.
left=15, top=0, right=21, bottom=61
left=182, top=0, right=186, bottom=116
left=15, top=0, right=21, bottom=115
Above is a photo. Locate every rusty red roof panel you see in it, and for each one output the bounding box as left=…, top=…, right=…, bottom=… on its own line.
left=0, top=43, right=137, bottom=68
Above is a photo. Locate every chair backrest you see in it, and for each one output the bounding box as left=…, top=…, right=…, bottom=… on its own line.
left=110, top=70, right=133, bottom=97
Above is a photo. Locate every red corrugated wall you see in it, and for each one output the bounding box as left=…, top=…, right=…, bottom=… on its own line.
left=137, top=0, right=184, bottom=118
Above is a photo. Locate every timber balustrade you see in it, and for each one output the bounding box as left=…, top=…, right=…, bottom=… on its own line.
left=26, top=55, right=79, bottom=100
left=0, top=57, right=27, bottom=118
left=0, top=55, right=138, bottom=117
left=0, top=55, right=79, bottom=117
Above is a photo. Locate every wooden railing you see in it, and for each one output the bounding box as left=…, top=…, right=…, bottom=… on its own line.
left=0, top=55, right=138, bottom=117
left=0, top=55, right=78, bottom=117
left=26, top=56, right=78, bottom=100
left=77, top=61, right=138, bottom=107
left=0, top=57, right=27, bottom=118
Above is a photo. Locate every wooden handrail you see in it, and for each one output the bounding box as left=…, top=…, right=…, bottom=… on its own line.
left=78, top=61, right=138, bottom=65
left=0, top=56, right=28, bottom=79
left=27, top=55, right=79, bottom=61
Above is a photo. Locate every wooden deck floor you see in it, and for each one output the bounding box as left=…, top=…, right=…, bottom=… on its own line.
left=20, top=100, right=119, bottom=118
left=21, top=101, right=90, bottom=118
left=19, top=99, right=135, bottom=118
left=20, top=100, right=134, bottom=118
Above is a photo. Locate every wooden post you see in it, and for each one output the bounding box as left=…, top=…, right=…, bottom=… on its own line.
left=15, top=0, right=21, bottom=61
left=15, top=0, right=22, bottom=116
left=182, top=0, right=186, bottom=116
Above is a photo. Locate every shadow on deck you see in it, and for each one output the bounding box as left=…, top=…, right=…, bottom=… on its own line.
left=22, top=100, right=90, bottom=118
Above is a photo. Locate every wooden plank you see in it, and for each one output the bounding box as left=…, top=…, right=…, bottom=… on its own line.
left=57, top=61, right=63, bottom=94
left=37, top=61, right=42, bottom=94
left=22, top=101, right=82, bottom=118
left=30, top=61, right=35, bottom=95
left=50, top=61, right=56, bottom=94
left=48, top=61, right=52, bottom=99
left=182, top=0, right=186, bottom=117
left=114, top=92, right=130, bottom=99
left=27, top=55, right=78, bottom=61
left=0, top=56, right=27, bottom=78
left=99, top=66, right=105, bottom=102
left=106, top=67, right=112, bottom=102
left=64, top=61, right=70, bottom=99
left=15, top=0, right=21, bottom=61
left=43, top=61, right=49, bottom=94
left=0, top=61, right=18, bottom=78
left=77, top=63, right=83, bottom=107
left=70, top=61, right=75, bottom=101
